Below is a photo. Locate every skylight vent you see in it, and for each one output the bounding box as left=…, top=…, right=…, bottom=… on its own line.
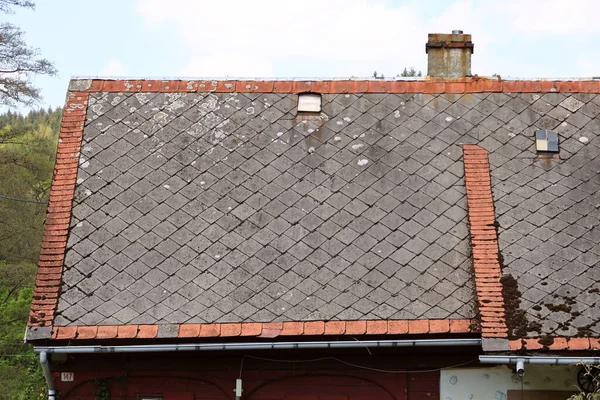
left=298, top=93, right=321, bottom=113
left=535, top=130, right=559, bottom=153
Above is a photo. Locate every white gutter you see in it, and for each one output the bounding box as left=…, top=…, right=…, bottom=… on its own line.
left=35, top=338, right=481, bottom=354
left=40, top=351, right=56, bottom=400
left=480, top=356, right=600, bottom=365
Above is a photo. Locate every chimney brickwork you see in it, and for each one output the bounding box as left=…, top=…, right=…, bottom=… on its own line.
left=426, top=31, right=474, bottom=78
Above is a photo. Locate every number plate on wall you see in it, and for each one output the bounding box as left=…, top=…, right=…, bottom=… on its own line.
left=60, top=372, right=74, bottom=382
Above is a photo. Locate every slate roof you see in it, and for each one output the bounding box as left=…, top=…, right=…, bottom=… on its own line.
left=56, top=90, right=475, bottom=327
left=488, top=93, right=600, bottom=340
left=26, top=78, right=600, bottom=348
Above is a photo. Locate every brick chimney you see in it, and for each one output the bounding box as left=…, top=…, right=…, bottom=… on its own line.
left=426, top=30, right=474, bottom=78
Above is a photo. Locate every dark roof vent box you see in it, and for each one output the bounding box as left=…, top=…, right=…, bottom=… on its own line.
left=535, top=130, right=559, bottom=153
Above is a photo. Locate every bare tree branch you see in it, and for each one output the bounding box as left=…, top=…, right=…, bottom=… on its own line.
left=0, top=0, right=34, bottom=14
left=0, top=1, right=56, bottom=107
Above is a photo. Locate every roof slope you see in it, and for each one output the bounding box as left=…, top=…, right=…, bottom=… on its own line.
left=27, top=79, right=600, bottom=346
left=487, top=93, right=600, bottom=347
left=57, top=90, right=475, bottom=328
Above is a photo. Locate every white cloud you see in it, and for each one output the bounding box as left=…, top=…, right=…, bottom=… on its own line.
left=179, top=54, right=274, bottom=77
left=135, top=0, right=600, bottom=78
left=577, top=57, right=600, bottom=77
left=102, top=60, right=127, bottom=76
left=504, top=0, right=600, bottom=34
left=137, top=0, right=427, bottom=78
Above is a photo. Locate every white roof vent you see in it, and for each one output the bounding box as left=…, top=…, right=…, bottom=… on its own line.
left=298, top=93, right=321, bottom=113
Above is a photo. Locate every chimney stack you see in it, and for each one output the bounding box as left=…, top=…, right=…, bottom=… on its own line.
left=426, top=31, right=474, bottom=78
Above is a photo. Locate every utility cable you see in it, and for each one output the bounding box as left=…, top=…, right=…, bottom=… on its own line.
left=0, top=194, right=47, bottom=204
left=241, top=355, right=478, bottom=374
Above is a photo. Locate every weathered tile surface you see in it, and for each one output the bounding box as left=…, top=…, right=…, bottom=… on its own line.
left=479, top=93, right=600, bottom=338
left=56, top=91, right=475, bottom=326
left=56, top=89, right=600, bottom=336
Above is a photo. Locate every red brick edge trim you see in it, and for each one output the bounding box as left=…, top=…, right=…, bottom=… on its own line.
left=463, top=145, right=507, bottom=338
left=510, top=337, right=600, bottom=351
left=29, top=92, right=88, bottom=327
left=72, top=78, right=600, bottom=94
left=50, top=319, right=476, bottom=340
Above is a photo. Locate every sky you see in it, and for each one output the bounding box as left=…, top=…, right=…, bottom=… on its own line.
left=7, top=0, right=600, bottom=112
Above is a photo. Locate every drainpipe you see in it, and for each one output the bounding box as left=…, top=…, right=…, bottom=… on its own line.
left=34, top=338, right=481, bottom=354
left=40, top=351, right=56, bottom=400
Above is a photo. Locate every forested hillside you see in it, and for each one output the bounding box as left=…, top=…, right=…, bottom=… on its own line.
left=0, top=107, right=62, bottom=399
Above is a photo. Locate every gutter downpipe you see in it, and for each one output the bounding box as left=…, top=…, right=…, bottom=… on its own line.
left=480, top=356, right=600, bottom=365
left=34, top=338, right=481, bottom=354
left=40, top=351, right=56, bottom=400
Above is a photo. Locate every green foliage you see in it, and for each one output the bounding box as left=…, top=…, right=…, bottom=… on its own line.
left=570, top=364, right=600, bottom=400
left=0, top=107, right=61, bottom=263
left=0, top=107, right=61, bottom=400
left=95, top=378, right=111, bottom=400
left=0, top=262, right=46, bottom=400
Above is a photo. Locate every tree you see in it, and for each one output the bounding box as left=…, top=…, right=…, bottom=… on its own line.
left=373, top=70, right=385, bottom=79
left=0, top=107, right=60, bottom=400
left=398, top=67, right=422, bottom=77
left=0, top=0, right=56, bottom=107
left=0, top=3, right=57, bottom=398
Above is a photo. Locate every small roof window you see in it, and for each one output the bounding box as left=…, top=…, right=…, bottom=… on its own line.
left=298, top=93, right=321, bottom=113
left=535, top=130, right=559, bottom=153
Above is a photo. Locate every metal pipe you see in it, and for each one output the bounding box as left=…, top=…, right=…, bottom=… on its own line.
left=480, top=356, right=600, bottom=365
left=40, top=351, right=56, bottom=400
left=35, top=338, right=481, bottom=354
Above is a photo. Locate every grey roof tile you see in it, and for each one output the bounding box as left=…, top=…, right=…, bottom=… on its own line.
left=56, top=91, right=500, bottom=327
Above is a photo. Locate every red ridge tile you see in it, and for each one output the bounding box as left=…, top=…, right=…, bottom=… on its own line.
left=281, top=322, right=304, bottom=336
left=387, top=320, right=408, bottom=334
left=462, top=145, right=507, bottom=339
left=568, top=337, right=590, bottom=350
left=96, top=326, right=118, bottom=339
left=345, top=321, right=367, bottom=335
left=590, top=338, right=600, bottom=350
left=311, top=80, right=331, bottom=93
left=408, top=320, right=429, bottom=334
left=220, top=323, right=242, bottom=337
left=449, top=319, right=473, bottom=334
left=366, top=320, right=388, bottom=335
left=117, top=325, right=138, bottom=339
left=293, top=81, right=313, bottom=93
left=429, top=320, right=450, bottom=333
left=272, top=81, right=293, bottom=93
left=509, top=340, right=523, bottom=351
left=240, top=323, right=262, bottom=337
left=178, top=324, right=201, bottom=338
left=137, top=325, right=158, bottom=339
left=199, top=324, right=221, bottom=337
left=324, top=321, right=346, bottom=335
left=523, top=338, right=543, bottom=350
left=84, top=78, right=600, bottom=94
left=548, top=338, right=568, bottom=350
left=55, top=326, right=77, bottom=340
left=303, top=321, right=325, bottom=335
left=29, top=92, right=88, bottom=328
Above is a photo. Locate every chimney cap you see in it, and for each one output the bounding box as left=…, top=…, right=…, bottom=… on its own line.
left=452, top=30, right=463, bottom=34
